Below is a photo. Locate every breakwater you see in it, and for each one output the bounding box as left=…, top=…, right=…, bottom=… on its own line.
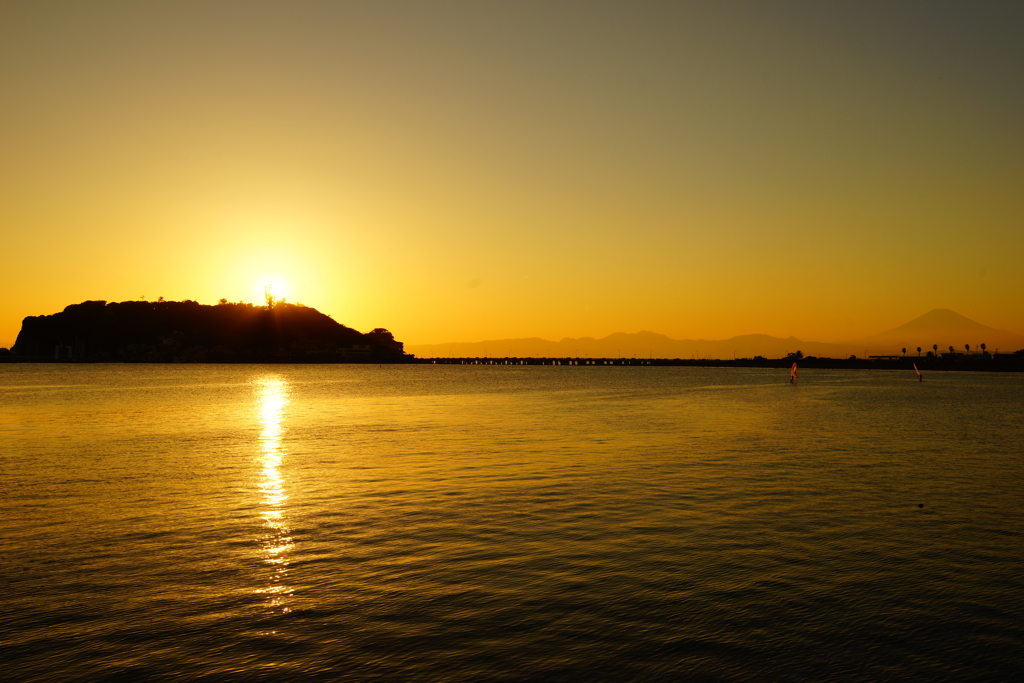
left=424, top=355, right=1024, bottom=371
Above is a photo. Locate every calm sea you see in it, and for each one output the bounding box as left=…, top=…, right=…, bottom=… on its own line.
left=1, top=364, right=1022, bottom=681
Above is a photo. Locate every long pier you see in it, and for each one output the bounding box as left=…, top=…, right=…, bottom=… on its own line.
left=429, top=357, right=654, bottom=365
left=424, top=356, right=1024, bottom=371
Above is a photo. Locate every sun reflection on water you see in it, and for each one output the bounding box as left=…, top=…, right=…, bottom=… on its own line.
left=254, top=375, right=293, bottom=613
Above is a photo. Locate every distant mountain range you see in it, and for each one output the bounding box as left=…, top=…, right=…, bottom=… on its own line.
left=848, top=309, right=1023, bottom=353
left=407, top=309, right=1024, bottom=359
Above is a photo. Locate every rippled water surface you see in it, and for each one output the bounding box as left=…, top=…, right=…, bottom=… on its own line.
left=2, top=364, right=1022, bottom=681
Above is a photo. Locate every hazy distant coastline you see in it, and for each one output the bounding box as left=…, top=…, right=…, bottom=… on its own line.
left=4, top=304, right=1023, bottom=369
left=408, top=310, right=1024, bottom=360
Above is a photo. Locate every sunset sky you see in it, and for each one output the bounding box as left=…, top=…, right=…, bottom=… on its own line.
left=2, top=1, right=1022, bottom=348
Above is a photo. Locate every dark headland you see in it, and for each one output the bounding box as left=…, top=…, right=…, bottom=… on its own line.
left=4, top=299, right=411, bottom=363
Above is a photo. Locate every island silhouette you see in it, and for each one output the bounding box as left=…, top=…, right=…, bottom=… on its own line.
left=8, top=299, right=410, bottom=363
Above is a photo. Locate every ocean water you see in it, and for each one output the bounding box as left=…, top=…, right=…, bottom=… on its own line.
left=1, top=364, right=1022, bottom=681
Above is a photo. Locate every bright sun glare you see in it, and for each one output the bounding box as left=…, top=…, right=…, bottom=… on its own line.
left=255, top=277, right=291, bottom=304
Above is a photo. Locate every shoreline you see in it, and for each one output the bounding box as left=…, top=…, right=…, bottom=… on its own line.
left=2, top=356, right=1022, bottom=372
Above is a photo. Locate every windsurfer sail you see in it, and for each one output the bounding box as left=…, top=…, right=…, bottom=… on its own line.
left=913, top=362, right=922, bottom=382
left=790, top=362, right=798, bottom=384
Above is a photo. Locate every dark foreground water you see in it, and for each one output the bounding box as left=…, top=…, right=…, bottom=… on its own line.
left=1, top=364, right=1022, bottom=681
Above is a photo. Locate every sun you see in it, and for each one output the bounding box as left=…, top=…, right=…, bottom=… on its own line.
left=255, top=276, right=291, bottom=305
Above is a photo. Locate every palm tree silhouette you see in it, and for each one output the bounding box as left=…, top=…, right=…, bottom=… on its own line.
left=933, top=344, right=938, bottom=355
left=981, top=343, right=987, bottom=354
left=902, top=347, right=907, bottom=356
left=917, top=347, right=922, bottom=356
left=948, top=346, right=954, bottom=354
left=965, top=344, right=971, bottom=354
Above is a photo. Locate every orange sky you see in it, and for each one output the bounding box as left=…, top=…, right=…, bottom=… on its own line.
left=2, top=2, right=1022, bottom=348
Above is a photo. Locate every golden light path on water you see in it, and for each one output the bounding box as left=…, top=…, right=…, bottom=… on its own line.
left=254, top=375, right=293, bottom=614
left=3, top=366, right=1024, bottom=680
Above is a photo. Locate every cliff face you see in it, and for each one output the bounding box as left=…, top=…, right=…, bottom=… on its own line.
left=12, top=300, right=409, bottom=362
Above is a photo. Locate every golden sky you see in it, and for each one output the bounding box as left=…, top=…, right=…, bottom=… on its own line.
left=2, top=2, right=1022, bottom=347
